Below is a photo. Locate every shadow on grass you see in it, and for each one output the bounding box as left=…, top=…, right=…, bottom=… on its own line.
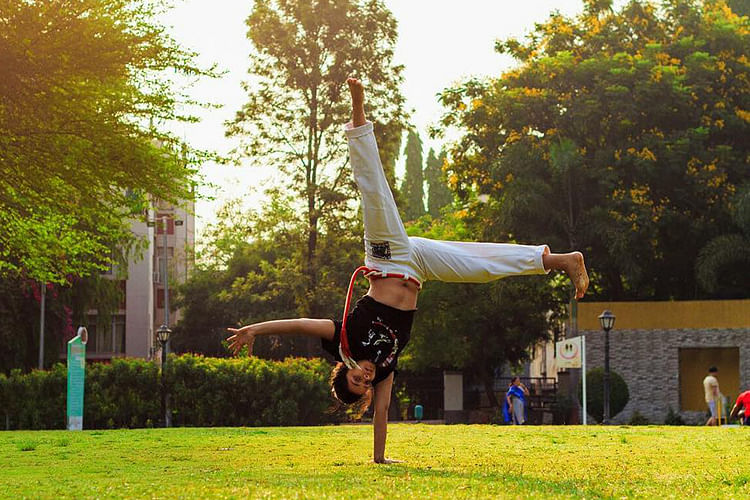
left=261, top=465, right=608, bottom=499
left=395, top=466, right=605, bottom=498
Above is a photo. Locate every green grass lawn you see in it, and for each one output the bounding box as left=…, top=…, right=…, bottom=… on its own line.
left=1, top=424, right=747, bottom=499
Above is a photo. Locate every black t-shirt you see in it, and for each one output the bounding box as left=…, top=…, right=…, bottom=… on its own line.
left=321, top=295, right=415, bottom=386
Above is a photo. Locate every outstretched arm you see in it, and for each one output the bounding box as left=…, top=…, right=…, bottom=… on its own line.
left=227, top=319, right=335, bottom=356
left=372, top=372, right=401, bottom=464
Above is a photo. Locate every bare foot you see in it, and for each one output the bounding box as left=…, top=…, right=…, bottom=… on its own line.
left=347, top=77, right=364, bottom=105
left=543, top=251, right=589, bottom=299
left=347, top=77, right=366, bottom=126
left=563, top=252, right=589, bottom=300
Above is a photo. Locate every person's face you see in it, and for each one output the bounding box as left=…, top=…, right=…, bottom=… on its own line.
left=512, top=378, right=521, bottom=386
left=346, top=360, right=375, bottom=395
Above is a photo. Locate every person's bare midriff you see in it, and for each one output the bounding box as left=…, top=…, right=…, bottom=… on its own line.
left=367, top=276, right=419, bottom=311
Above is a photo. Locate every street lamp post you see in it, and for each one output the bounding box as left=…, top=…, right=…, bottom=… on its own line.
left=149, top=213, right=182, bottom=427
left=156, top=324, right=172, bottom=428
left=598, top=310, right=616, bottom=423
left=162, top=216, right=169, bottom=333
left=148, top=215, right=182, bottom=348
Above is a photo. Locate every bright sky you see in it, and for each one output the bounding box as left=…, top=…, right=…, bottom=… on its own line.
left=161, top=1, right=596, bottom=238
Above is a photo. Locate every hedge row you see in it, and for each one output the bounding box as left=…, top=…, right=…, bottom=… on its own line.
left=0, top=355, right=337, bottom=430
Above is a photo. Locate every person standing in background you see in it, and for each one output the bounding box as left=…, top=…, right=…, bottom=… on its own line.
left=703, top=366, right=721, bottom=426
left=504, top=376, right=530, bottom=425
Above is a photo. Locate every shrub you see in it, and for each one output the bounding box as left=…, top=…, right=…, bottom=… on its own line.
left=578, top=367, right=629, bottom=423
left=554, top=393, right=577, bottom=424
left=84, top=358, right=160, bottom=429
left=0, top=372, right=7, bottom=430
left=628, top=410, right=649, bottom=425
left=664, top=406, right=685, bottom=425
left=166, top=354, right=335, bottom=427
left=0, top=355, right=337, bottom=429
left=2, top=365, right=67, bottom=430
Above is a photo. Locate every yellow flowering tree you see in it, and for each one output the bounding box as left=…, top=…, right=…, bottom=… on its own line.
left=439, top=0, right=748, bottom=299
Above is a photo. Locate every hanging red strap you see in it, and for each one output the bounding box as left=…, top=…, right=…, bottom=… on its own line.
left=338, top=266, right=421, bottom=368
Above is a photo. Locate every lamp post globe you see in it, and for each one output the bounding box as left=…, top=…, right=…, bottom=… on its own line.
left=598, top=310, right=616, bottom=423
left=598, top=310, right=615, bottom=332
left=156, top=324, right=172, bottom=347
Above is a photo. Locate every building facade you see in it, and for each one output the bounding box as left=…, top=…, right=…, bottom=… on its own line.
left=532, top=300, right=750, bottom=424
left=82, top=199, right=194, bottom=361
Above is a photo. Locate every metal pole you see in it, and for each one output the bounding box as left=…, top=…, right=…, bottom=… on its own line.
left=162, top=217, right=172, bottom=428
left=582, top=335, right=587, bottom=426
left=603, top=327, right=611, bottom=423
left=38, top=284, right=46, bottom=369
left=163, top=216, right=169, bottom=330
left=160, top=340, right=167, bottom=427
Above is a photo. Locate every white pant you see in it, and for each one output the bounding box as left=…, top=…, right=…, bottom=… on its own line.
left=345, top=121, right=548, bottom=285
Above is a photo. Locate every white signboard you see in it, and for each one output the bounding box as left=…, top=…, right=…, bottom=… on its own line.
left=556, top=336, right=583, bottom=369
left=556, top=335, right=588, bottom=425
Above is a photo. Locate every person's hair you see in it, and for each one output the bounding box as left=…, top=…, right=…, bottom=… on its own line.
left=329, top=362, right=372, bottom=416
left=708, top=366, right=718, bottom=373
left=511, top=376, right=521, bottom=383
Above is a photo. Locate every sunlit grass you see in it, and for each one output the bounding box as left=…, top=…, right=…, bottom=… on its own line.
left=1, top=425, right=747, bottom=499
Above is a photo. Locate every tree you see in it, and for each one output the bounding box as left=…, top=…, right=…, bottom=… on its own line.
left=406, top=279, right=560, bottom=407
left=173, top=193, right=365, bottom=358
left=1, top=0, right=215, bottom=284
left=696, top=184, right=750, bottom=297
left=578, top=368, right=630, bottom=423
left=400, top=213, right=565, bottom=407
left=438, top=0, right=748, bottom=300
left=425, top=148, right=453, bottom=218
left=400, top=129, right=425, bottom=220
left=227, top=0, right=406, bottom=318
left=0, top=273, right=123, bottom=372
left=174, top=194, right=304, bottom=357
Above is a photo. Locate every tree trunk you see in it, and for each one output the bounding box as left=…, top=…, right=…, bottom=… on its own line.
left=306, top=207, right=318, bottom=285
left=304, top=210, right=319, bottom=356
left=607, top=269, right=625, bottom=300
left=389, top=392, right=401, bottom=421
left=566, top=165, right=577, bottom=250
left=483, top=374, right=499, bottom=408
left=305, top=83, right=319, bottom=316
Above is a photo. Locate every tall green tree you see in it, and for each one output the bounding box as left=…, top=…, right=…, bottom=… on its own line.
left=696, top=184, right=750, bottom=297
left=400, top=129, right=426, bottom=220
left=1, top=0, right=215, bottom=284
left=227, top=0, right=406, bottom=317
left=402, top=213, right=565, bottom=406
left=425, top=148, right=453, bottom=218
left=439, top=0, right=748, bottom=300
left=174, top=194, right=364, bottom=358
left=0, top=273, right=123, bottom=372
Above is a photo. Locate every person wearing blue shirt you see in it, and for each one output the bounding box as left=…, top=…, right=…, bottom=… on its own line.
left=504, top=376, right=530, bottom=425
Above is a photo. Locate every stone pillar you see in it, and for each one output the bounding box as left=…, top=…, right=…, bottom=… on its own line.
left=443, top=371, right=465, bottom=424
